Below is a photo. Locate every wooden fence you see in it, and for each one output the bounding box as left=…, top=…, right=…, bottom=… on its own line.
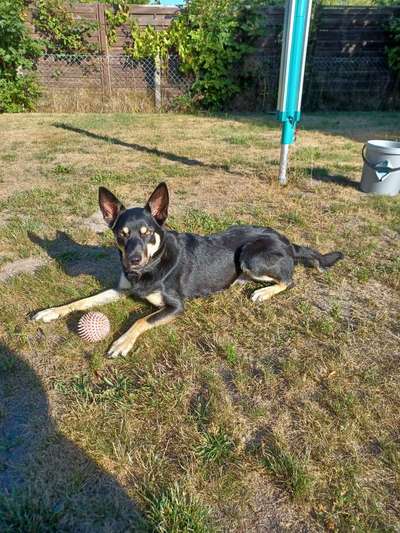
left=28, top=4, right=400, bottom=112
left=242, top=5, right=400, bottom=111
left=309, top=6, right=400, bottom=109
left=28, top=5, right=188, bottom=112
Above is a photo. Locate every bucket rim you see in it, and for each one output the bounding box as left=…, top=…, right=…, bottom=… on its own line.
left=367, top=139, right=400, bottom=152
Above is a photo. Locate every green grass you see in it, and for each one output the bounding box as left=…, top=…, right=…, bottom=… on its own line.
left=171, top=209, right=241, bottom=234
left=262, top=443, right=312, bottom=500
left=53, top=163, right=73, bottom=175
left=0, top=354, right=17, bottom=373
left=197, top=429, right=235, bottom=465
left=279, top=210, right=305, bottom=227
left=0, top=491, right=61, bottom=533
left=1, top=153, right=17, bottom=162
left=223, top=135, right=251, bottom=146
left=0, top=111, right=399, bottom=532
left=223, top=343, right=238, bottom=366
left=56, top=370, right=137, bottom=407
left=146, top=484, right=211, bottom=533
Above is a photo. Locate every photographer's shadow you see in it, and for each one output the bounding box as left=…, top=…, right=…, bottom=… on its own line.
left=0, top=343, right=149, bottom=530
left=28, top=231, right=120, bottom=287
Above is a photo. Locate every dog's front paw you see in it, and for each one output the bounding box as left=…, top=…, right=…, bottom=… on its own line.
left=33, top=307, right=63, bottom=323
left=107, top=333, right=137, bottom=358
left=251, top=288, right=268, bottom=303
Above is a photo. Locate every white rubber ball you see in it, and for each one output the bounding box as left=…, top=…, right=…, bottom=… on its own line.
left=77, top=312, right=110, bottom=342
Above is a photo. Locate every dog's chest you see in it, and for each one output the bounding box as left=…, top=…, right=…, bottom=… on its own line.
left=119, top=273, right=164, bottom=307
left=144, top=291, right=164, bottom=307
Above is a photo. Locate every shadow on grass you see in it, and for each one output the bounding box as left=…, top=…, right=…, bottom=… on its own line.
left=53, top=122, right=237, bottom=174
left=28, top=231, right=120, bottom=288
left=0, top=342, right=149, bottom=530
left=308, top=167, right=360, bottom=190
left=221, top=112, right=400, bottom=144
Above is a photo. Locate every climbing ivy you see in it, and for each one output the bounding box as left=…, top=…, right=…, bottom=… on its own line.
left=0, top=0, right=43, bottom=112
left=105, top=0, right=152, bottom=45
left=35, top=0, right=98, bottom=55
left=127, top=21, right=175, bottom=60
left=105, top=1, right=130, bottom=45
left=124, top=0, right=267, bottom=110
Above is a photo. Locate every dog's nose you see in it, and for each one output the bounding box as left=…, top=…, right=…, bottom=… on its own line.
left=129, top=254, right=142, bottom=266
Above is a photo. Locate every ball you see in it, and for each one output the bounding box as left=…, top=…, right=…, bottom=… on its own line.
left=77, top=312, right=110, bottom=342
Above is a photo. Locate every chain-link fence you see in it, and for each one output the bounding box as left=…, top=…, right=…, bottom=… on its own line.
left=39, top=54, right=103, bottom=89
left=37, top=51, right=397, bottom=114
left=238, top=54, right=396, bottom=112
left=303, top=57, right=394, bottom=111
left=37, top=53, right=191, bottom=112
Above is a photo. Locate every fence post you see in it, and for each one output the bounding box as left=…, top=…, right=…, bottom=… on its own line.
left=97, top=3, right=112, bottom=100
left=154, top=53, right=162, bottom=110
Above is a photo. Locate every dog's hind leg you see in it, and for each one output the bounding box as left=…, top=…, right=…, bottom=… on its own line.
left=240, top=239, right=294, bottom=303
left=250, top=281, right=288, bottom=302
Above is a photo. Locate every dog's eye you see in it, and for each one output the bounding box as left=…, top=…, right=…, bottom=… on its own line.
left=118, top=227, right=130, bottom=239
left=140, top=226, right=152, bottom=236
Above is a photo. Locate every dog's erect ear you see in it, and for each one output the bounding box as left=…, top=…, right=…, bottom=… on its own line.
left=99, top=187, right=125, bottom=228
left=145, top=182, right=169, bottom=225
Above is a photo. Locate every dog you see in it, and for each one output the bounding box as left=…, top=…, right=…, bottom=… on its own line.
left=33, top=182, right=343, bottom=357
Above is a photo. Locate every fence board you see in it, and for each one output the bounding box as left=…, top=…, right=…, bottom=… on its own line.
left=319, top=6, right=400, bottom=15
left=317, top=29, right=386, bottom=41
left=320, top=18, right=393, bottom=29
left=71, top=4, right=96, bottom=13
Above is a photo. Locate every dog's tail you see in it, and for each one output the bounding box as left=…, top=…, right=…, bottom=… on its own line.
left=291, top=244, right=343, bottom=270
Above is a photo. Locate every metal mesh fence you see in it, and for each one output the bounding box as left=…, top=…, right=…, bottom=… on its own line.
left=38, top=52, right=396, bottom=112
left=164, top=54, right=193, bottom=93
left=303, top=57, right=393, bottom=111
left=38, top=53, right=103, bottom=88
left=245, top=54, right=395, bottom=112
left=108, top=54, right=156, bottom=90
left=38, top=53, right=191, bottom=109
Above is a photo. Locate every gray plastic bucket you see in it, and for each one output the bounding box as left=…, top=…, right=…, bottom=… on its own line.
left=360, top=140, right=400, bottom=196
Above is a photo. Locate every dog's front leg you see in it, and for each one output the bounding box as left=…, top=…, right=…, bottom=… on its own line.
left=33, top=288, right=127, bottom=323
left=107, top=304, right=182, bottom=358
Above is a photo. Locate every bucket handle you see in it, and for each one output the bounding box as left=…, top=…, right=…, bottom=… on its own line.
left=362, top=144, right=400, bottom=181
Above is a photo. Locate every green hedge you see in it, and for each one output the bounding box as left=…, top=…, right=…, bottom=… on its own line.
left=0, top=0, right=43, bottom=112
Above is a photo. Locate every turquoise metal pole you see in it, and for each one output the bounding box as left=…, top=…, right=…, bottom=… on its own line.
left=277, top=0, right=312, bottom=184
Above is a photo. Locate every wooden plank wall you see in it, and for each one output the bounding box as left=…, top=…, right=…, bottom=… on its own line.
left=255, top=6, right=400, bottom=58
left=31, top=4, right=181, bottom=104
left=314, top=6, right=400, bottom=57
left=306, top=6, right=400, bottom=110
left=246, top=5, right=400, bottom=111
left=29, top=3, right=400, bottom=111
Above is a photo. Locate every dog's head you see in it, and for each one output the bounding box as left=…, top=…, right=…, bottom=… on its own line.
left=99, top=182, right=169, bottom=274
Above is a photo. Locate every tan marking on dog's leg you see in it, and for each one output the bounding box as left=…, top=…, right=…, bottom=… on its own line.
left=107, top=308, right=175, bottom=358
left=251, top=282, right=288, bottom=303
left=313, top=259, right=325, bottom=273
left=33, top=289, right=126, bottom=323
left=249, top=274, right=277, bottom=284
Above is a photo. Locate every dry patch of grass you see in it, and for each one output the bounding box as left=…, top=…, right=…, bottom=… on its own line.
left=0, top=111, right=399, bottom=531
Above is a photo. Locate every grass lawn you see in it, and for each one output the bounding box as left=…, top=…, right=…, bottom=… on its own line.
left=0, top=111, right=399, bottom=532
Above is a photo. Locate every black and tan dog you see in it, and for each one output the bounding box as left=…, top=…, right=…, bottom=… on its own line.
left=33, top=183, right=343, bottom=357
